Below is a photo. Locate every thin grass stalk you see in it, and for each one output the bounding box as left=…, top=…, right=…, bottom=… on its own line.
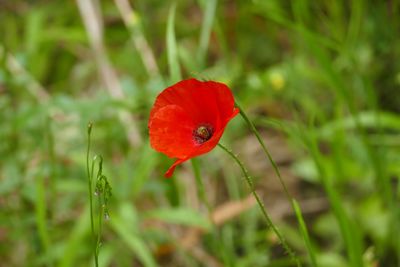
left=217, top=143, right=301, bottom=267
left=292, top=199, right=318, bottom=267
left=87, top=123, right=99, bottom=267
left=95, top=189, right=104, bottom=264
left=86, top=123, right=95, bottom=241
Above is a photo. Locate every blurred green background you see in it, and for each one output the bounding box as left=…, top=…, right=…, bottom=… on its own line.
left=1, top=0, right=400, bottom=266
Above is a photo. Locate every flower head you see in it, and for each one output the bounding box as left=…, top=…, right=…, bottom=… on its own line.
left=148, top=78, right=239, bottom=177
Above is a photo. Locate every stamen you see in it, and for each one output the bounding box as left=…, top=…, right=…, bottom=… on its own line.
left=193, top=124, right=213, bottom=144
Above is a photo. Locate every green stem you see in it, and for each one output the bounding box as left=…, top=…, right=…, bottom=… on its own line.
left=237, top=104, right=317, bottom=266
left=86, top=123, right=98, bottom=267
left=218, top=143, right=301, bottom=267
left=95, top=193, right=103, bottom=266
left=86, top=123, right=95, bottom=239
left=292, top=199, right=318, bottom=267
left=236, top=103, right=292, bottom=201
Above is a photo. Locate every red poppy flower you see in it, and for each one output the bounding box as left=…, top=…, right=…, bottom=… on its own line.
left=148, top=78, right=239, bottom=177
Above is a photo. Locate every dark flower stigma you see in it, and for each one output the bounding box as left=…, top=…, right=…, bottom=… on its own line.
left=193, top=124, right=213, bottom=144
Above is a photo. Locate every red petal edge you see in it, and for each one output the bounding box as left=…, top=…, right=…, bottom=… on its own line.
left=164, top=158, right=188, bottom=178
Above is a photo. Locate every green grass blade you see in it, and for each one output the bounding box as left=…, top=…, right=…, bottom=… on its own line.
left=197, top=0, right=218, bottom=65
left=292, top=199, right=318, bottom=267
left=59, top=206, right=90, bottom=267
left=110, top=205, right=157, bottom=267
left=111, top=221, right=157, bottom=267
left=166, top=2, right=181, bottom=82
left=300, top=123, right=364, bottom=267
left=131, top=141, right=158, bottom=198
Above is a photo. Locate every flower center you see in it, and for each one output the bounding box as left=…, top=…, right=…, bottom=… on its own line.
left=193, top=124, right=213, bottom=144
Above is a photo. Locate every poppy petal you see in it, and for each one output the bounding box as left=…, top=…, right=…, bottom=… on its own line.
left=164, top=158, right=188, bottom=178
left=148, top=78, right=239, bottom=177
left=208, top=81, right=237, bottom=121
left=150, top=79, right=224, bottom=128
left=149, top=105, right=196, bottom=159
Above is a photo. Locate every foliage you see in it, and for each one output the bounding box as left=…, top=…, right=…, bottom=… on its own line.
left=1, top=0, right=400, bottom=266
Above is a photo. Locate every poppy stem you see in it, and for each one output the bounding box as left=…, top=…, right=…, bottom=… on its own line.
left=235, top=103, right=317, bottom=266
left=235, top=102, right=293, bottom=202
left=217, top=143, right=301, bottom=267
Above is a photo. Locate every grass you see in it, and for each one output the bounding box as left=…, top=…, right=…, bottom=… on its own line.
left=1, top=1, right=400, bottom=266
